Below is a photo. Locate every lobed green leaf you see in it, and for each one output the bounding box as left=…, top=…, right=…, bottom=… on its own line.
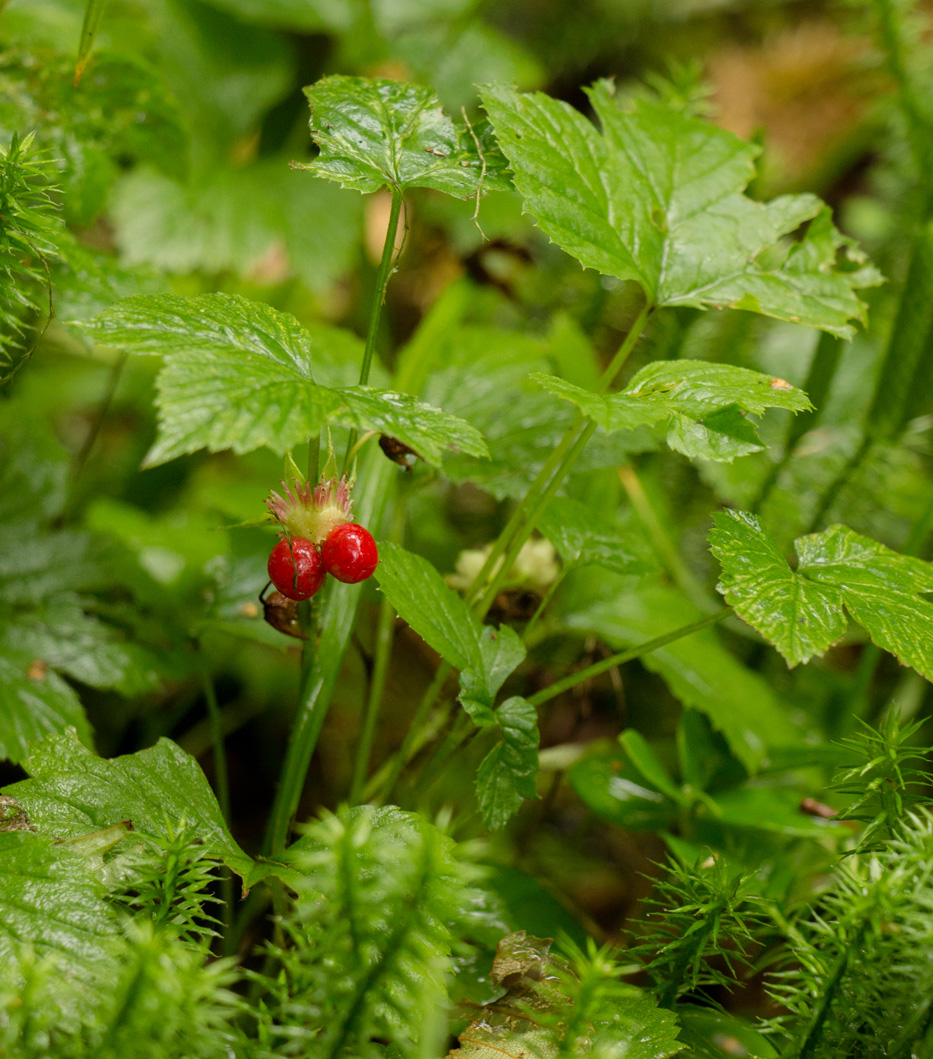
left=536, top=360, right=812, bottom=462
left=4, top=732, right=253, bottom=881
left=78, top=293, right=487, bottom=466
left=482, top=81, right=880, bottom=336
left=710, top=511, right=933, bottom=678
left=298, top=75, right=510, bottom=196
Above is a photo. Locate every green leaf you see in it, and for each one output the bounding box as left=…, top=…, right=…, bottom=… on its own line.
left=0, top=832, right=119, bottom=986
left=620, top=730, right=685, bottom=803
left=374, top=544, right=526, bottom=713
left=709, top=509, right=846, bottom=666
left=710, top=511, right=933, bottom=678
left=475, top=696, right=539, bottom=830
left=537, top=496, right=653, bottom=574
left=481, top=81, right=879, bottom=336
left=109, top=160, right=362, bottom=293
left=0, top=655, right=91, bottom=765
left=4, top=732, right=253, bottom=881
left=78, top=294, right=487, bottom=466
left=375, top=542, right=483, bottom=672
left=460, top=624, right=527, bottom=722
left=535, top=360, right=812, bottom=462
left=3, top=596, right=161, bottom=697
left=298, top=75, right=509, bottom=196
left=569, top=750, right=679, bottom=831
left=565, top=580, right=796, bottom=772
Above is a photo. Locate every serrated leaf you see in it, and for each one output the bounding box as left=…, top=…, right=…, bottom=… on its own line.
left=709, top=510, right=846, bottom=666
left=298, top=75, right=509, bottom=196
left=0, top=655, right=92, bottom=765
left=481, top=81, right=878, bottom=336
left=710, top=512, right=933, bottom=679
left=78, top=294, right=487, bottom=466
left=0, top=832, right=119, bottom=986
left=475, top=696, right=539, bottom=830
left=565, top=580, right=796, bottom=772
left=537, top=496, right=653, bottom=573
left=374, top=544, right=526, bottom=714
left=4, top=732, right=253, bottom=881
left=535, top=361, right=811, bottom=462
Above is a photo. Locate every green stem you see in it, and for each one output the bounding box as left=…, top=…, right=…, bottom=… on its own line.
left=618, top=463, right=713, bottom=609
left=360, top=188, right=403, bottom=387
left=522, top=572, right=565, bottom=643
left=262, top=452, right=392, bottom=856
left=343, top=187, right=404, bottom=472
left=807, top=433, right=871, bottom=534
left=526, top=609, right=730, bottom=708
left=468, top=302, right=653, bottom=616
left=350, top=588, right=398, bottom=803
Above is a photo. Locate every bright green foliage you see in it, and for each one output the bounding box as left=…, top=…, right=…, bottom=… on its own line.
left=112, top=824, right=224, bottom=946
left=474, top=696, right=540, bottom=830
left=0, top=133, right=63, bottom=378
left=374, top=542, right=525, bottom=708
left=454, top=932, right=684, bottom=1058
left=709, top=510, right=933, bottom=677
left=4, top=732, right=253, bottom=881
left=297, top=75, right=509, bottom=196
left=0, top=831, right=119, bottom=994
left=374, top=545, right=537, bottom=827
left=830, top=715, right=932, bottom=852
left=242, top=805, right=496, bottom=1058
left=535, top=361, right=812, bottom=461
left=425, top=326, right=649, bottom=498
left=78, top=293, right=488, bottom=466
left=481, top=81, right=880, bottom=336
left=0, top=923, right=239, bottom=1059
left=630, top=853, right=768, bottom=1008
left=769, top=809, right=933, bottom=1059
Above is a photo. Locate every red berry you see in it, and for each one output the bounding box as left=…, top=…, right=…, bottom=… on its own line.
left=321, top=523, right=378, bottom=584
left=267, top=537, right=326, bottom=601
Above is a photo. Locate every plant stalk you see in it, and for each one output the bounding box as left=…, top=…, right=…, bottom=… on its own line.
left=468, top=302, right=652, bottom=615
left=527, top=608, right=730, bottom=708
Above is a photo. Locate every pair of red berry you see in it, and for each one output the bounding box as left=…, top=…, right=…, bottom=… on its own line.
left=268, top=522, right=378, bottom=601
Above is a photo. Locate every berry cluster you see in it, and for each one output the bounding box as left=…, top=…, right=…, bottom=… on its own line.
left=265, top=476, right=378, bottom=601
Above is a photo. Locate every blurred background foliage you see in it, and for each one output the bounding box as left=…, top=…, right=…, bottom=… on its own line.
left=1, top=0, right=932, bottom=960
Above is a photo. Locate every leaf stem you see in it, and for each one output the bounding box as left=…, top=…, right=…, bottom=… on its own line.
left=526, top=608, right=730, bottom=708
left=343, top=187, right=404, bottom=474
left=618, top=463, right=713, bottom=609
left=467, top=302, right=652, bottom=616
